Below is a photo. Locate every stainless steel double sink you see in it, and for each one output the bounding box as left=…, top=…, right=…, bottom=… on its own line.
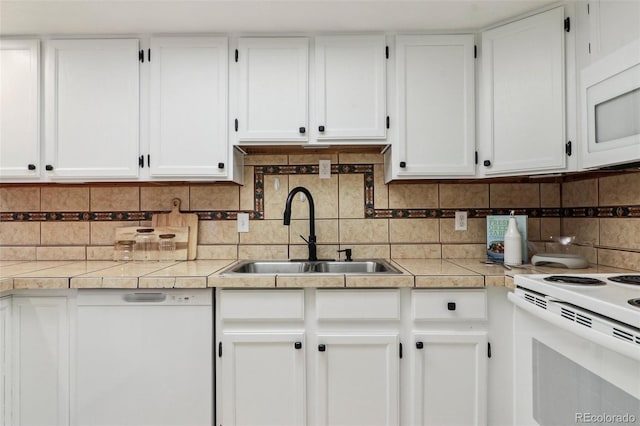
left=222, top=259, right=401, bottom=275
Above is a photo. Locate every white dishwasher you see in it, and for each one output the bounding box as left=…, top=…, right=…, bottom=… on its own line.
left=74, top=289, right=213, bottom=426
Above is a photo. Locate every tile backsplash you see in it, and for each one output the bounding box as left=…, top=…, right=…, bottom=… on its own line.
left=1, top=153, right=638, bottom=271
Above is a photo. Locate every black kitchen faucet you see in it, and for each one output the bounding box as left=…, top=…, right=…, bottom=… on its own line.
left=283, top=186, right=317, bottom=261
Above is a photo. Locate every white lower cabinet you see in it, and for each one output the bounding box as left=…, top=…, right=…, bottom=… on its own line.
left=219, top=332, right=306, bottom=426
left=410, top=332, right=488, bottom=426
left=315, top=333, right=399, bottom=426
left=11, top=296, right=69, bottom=426
left=219, top=288, right=491, bottom=426
left=0, top=297, right=11, bottom=426
left=407, top=289, right=488, bottom=426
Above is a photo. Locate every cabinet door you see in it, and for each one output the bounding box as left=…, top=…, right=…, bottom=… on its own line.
left=236, top=38, right=308, bottom=142
left=588, top=0, right=640, bottom=63
left=149, top=37, right=229, bottom=177
left=395, top=35, right=475, bottom=177
left=315, top=35, right=386, bottom=140
left=220, top=332, right=306, bottom=426
left=411, top=332, right=487, bottom=426
left=0, top=40, right=40, bottom=179
left=12, top=297, right=69, bottom=426
left=480, top=7, right=566, bottom=175
left=315, top=334, right=399, bottom=426
left=0, top=298, right=11, bottom=426
left=44, top=39, right=139, bottom=179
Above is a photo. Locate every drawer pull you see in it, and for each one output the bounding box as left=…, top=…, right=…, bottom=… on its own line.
left=294, top=341, right=302, bottom=350
left=447, top=302, right=456, bottom=311
left=416, top=341, right=424, bottom=349
left=318, top=344, right=326, bottom=352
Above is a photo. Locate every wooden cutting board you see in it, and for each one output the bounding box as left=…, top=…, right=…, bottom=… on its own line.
left=114, top=226, right=189, bottom=261
left=151, top=198, right=198, bottom=260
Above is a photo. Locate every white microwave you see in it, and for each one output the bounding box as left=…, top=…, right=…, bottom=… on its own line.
left=580, top=38, right=640, bottom=169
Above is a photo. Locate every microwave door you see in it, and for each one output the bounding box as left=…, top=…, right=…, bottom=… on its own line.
left=594, top=87, right=640, bottom=146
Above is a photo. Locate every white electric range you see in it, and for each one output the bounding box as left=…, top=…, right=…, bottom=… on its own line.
left=510, top=273, right=640, bottom=426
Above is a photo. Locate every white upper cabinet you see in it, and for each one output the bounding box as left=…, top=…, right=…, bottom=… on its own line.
left=479, top=7, right=567, bottom=176
left=0, top=40, right=40, bottom=179
left=390, top=34, right=475, bottom=179
left=149, top=37, right=229, bottom=178
left=314, top=35, right=386, bottom=141
left=235, top=37, right=309, bottom=143
left=587, top=0, right=640, bottom=64
left=44, top=39, right=140, bottom=179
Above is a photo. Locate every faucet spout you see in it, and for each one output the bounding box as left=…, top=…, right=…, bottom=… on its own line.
left=283, top=186, right=317, bottom=261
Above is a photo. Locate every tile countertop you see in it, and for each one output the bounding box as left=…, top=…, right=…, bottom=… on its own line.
left=0, top=259, right=635, bottom=293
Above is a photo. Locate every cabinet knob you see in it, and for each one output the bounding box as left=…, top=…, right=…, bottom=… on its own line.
left=416, top=341, right=424, bottom=349
left=294, top=341, right=302, bottom=350
left=299, top=127, right=306, bottom=134
left=483, top=160, right=491, bottom=167
left=400, top=161, right=406, bottom=168
left=27, top=164, right=36, bottom=171
left=447, top=302, right=456, bottom=311
left=218, top=162, right=225, bottom=169
left=318, top=125, right=325, bottom=132
left=45, top=164, right=54, bottom=171
left=318, top=344, right=326, bottom=352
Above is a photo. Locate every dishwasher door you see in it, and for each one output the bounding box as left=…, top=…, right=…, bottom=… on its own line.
left=73, top=289, right=213, bottom=426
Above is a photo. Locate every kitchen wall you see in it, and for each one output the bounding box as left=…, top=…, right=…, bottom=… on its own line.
left=0, top=153, right=638, bottom=271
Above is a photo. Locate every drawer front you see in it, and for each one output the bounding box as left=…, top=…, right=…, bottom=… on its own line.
left=220, top=290, right=304, bottom=320
left=316, top=289, right=400, bottom=320
left=412, top=290, right=487, bottom=320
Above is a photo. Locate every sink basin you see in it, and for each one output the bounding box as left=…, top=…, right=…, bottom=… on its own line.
left=312, top=261, right=398, bottom=274
left=227, top=261, right=313, bottom=274
left=222, top=259, right=401, bottom=275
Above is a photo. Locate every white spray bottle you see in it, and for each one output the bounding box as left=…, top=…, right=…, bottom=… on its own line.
left=503, top=210, right=522, bottom=266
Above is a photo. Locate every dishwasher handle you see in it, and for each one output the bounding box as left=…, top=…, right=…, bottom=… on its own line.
left=123, top=293, right=167, bottom=303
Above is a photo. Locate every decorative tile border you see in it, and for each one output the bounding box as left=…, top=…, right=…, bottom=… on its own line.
left=2, top=164, right=640, bottom=222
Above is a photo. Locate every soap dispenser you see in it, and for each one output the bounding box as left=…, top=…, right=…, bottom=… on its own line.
left=503, top=211, right=522, bottom=266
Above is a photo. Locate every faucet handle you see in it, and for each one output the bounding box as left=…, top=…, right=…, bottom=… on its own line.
left=299, top=234, right=310, bottom=244
left=337, top=248, right=353, bottom=262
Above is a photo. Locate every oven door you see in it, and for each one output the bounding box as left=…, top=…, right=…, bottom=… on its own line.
left=510, top=293, right=640, bottom=426
left=581, top=38, right=640, bottom=169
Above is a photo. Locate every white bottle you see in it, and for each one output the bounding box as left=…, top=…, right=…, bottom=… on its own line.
left=503, top=211, right=522, bottom=266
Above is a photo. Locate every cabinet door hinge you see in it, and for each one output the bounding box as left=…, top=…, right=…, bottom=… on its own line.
left=487, top=342, right=492, bottom=358
left=386, top=116, right=390, bottom=129
left=564, top=17, right=571, bottom=33
left=475, top=151, right=478, bottom=165
left=235, top=49, right=239, bottom=62
left=566, top=141, right=572, bottom=156
left=385, top=45, right=389, bottom=59
left=218, top=342, right=222, bottom=357
left=138, top=155, right=144, bottom=168
left=138, top=50, right=144, bottom=63
left=474, top=45, right=477, bottom=58
left=399, top=342, right=403, bottom=359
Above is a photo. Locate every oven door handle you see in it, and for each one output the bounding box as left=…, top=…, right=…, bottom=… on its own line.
left=508, top=292, right=640, bottom=362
